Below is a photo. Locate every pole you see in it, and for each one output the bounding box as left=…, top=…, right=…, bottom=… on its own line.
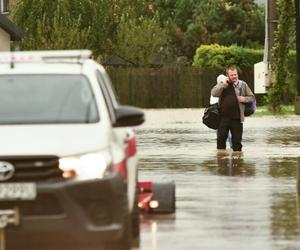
left=264, top=0, right=278, bottom=88
left=267, top=0, right=278, bottom=64
left=295, top=0, right=300, bottom=114
left=263, top=2, right=269, bottom=63
left=296, top=0, right=300, bottom=95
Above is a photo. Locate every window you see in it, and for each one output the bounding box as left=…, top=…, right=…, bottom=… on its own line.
left=0, top=74, right=100, bottom=124
left=96, top=70, right=116, bottom=123
left=0, top=0, right=9, bottom=14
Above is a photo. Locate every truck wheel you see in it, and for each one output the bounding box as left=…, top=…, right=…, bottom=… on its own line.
left=131, top=186, right=140, bottom=247
left=109, top=214, right=131, bottom=250
left=152, top=181, right=176, bottom=213
left=108, top=187, right=131, bottom=250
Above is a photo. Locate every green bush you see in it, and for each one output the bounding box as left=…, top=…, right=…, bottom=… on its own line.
left=192, top=44, right=296, bottom=75
left=192, top=44, right=264, bottom=70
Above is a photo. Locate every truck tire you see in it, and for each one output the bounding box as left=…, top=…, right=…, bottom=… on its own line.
left=131, top=186, right=140, bottom=247
left=108, top=187, right=131, bottom=250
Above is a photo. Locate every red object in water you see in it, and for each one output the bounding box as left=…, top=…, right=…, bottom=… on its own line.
left=138, top=181, right=154, bottom=212
left=137, top=180, right=176, bottom=214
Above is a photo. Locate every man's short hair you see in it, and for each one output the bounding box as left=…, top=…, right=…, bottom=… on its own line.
left=226, top=66, right=238, bottom=75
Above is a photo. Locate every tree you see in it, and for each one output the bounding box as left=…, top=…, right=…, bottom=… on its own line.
left=268, top=0, right=295, bottom=112
left=12, top=0, right=93, bottom=50
left=13, top=1, right=91, bottom=50
left=12, top=0, right=166, bottom=62
left=12, top=0, right=265, bottom=63
left=153, top=0, right=265, bottom=59
left=113, top=14, right=168, bottom=66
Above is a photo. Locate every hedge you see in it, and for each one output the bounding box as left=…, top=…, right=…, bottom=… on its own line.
left=192, top=44, right=296, bottom=75
left=192, top=44, right=264, bottom=70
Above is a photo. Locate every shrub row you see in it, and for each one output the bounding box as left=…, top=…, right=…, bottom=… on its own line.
left=193, top=44, right=264, bottom=70
left=193, top=44, right=296, bottom=76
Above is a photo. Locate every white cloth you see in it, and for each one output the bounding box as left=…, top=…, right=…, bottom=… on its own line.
left=210, top=95, right=219, bottom=104
left=210, top=74, right=227, bottom=104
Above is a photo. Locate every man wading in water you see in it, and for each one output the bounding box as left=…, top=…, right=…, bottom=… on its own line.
left=211, top=66, right=255, bottom=152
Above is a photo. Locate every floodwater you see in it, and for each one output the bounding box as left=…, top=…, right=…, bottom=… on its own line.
left=135, top=109, right=300, bottom=250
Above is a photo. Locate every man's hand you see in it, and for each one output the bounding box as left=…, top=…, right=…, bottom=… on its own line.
left=237, top=96, right=246, bottom=102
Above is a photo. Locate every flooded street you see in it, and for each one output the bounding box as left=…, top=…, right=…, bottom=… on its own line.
left=135, top=109, right=300, bottom=250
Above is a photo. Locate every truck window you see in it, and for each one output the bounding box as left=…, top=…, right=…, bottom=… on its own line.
left=0, top=74, right=99, bottom=124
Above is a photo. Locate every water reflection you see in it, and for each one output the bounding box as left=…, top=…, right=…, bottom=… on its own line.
left=201, top=150, right=256, bottom=176
left=136, top=110, right=300, bottom=250
left=269, top=158, right=298, bottom=178
left=271, top=192, right=300, bottom=239
left=139, top=214, right=176, bottom=250
left=267, top=128, right=300, bottom=146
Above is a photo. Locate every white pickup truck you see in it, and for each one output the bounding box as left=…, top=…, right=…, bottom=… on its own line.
left=0, top=50, right=144, bottom=250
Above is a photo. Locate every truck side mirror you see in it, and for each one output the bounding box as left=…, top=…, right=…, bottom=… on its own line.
left=113, top=106, right=145, bottom=127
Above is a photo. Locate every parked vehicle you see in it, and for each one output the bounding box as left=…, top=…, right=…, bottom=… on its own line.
left=0, top=50, right=144, bottom=250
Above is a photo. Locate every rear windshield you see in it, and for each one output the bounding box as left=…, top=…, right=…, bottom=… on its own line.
left=0, top=74, right=99, bottom=124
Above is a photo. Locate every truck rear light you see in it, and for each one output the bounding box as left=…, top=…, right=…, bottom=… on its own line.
left=126, top=136, right=137, bottom=157
left=112, top=160, right=127, bottom=180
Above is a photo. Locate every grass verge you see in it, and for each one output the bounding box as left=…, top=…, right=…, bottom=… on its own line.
left=254, top=105, right=295, bottom=116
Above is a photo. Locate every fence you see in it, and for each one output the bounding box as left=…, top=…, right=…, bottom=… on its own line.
left=106, top=66, right=255, bottom=108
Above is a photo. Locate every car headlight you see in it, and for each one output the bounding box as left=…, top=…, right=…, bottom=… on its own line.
left=59, top=152, right=110, bottom=180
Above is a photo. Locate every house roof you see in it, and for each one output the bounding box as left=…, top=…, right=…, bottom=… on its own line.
left=0, top=14, right=25, bottom=41
left=104, top=55, right=135, bottom=66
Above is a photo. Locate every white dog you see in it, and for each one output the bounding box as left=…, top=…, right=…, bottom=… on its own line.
left=217, top=74, right=228, bottom=85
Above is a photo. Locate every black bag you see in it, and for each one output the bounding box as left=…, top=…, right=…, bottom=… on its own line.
left=238, top=80, right=256, bottom=116
left=202, top=103, right=220, bottom=129
left=244, top=99, right=256, bottom=116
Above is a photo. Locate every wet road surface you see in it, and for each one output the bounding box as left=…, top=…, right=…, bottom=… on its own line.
left=135, top=109, right=300, bottom=250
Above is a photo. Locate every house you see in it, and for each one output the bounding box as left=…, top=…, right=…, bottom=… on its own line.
left=103, top=54, right=135, bottom=66
left=0, top=0, right=24, bottom=51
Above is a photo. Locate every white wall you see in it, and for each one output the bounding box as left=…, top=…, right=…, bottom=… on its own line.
left=0, top=27, right=10, bottom=51
left=254, top=0, right=266, bottom=5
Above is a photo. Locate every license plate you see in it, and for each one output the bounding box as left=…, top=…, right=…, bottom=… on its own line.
left=0, top=183, right=37, bottom=200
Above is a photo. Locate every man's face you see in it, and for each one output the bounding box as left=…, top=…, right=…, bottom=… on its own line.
left=227, top=69, right=238, bottom=82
